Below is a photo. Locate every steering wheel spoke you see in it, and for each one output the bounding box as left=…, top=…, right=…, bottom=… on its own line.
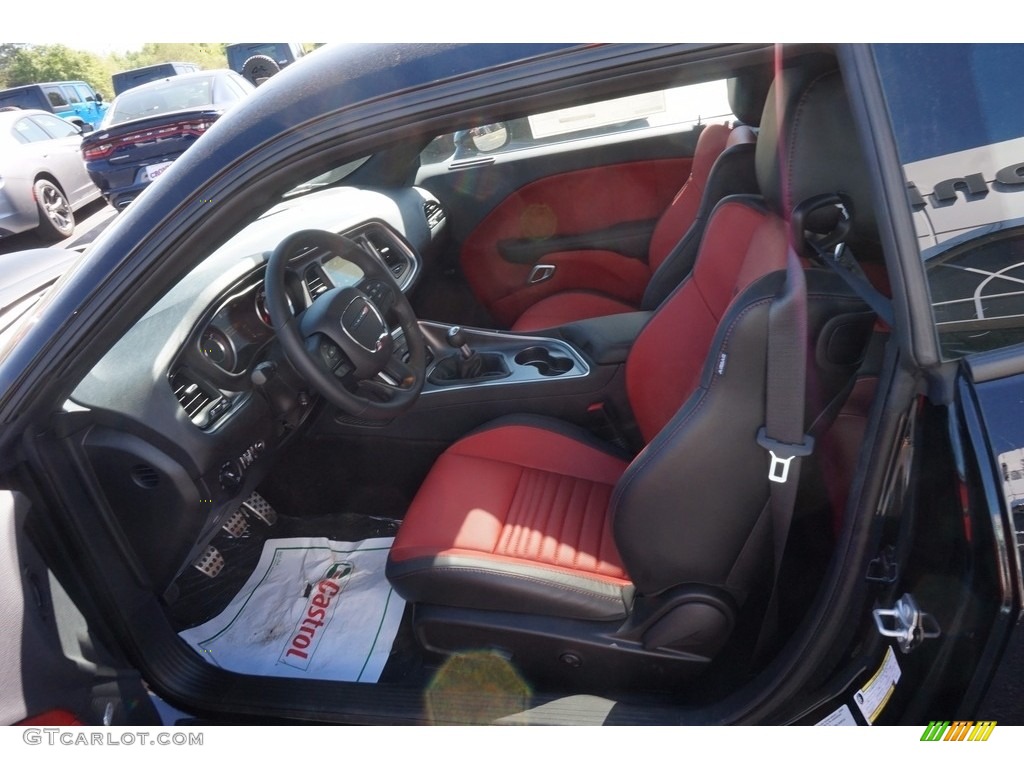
left=381, top=352, right=418, bottom=388
left=309, top=334, right=354, bottom=377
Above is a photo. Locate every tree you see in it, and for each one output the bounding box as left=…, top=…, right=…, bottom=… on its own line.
left=0, top=43, right=24, bottom=87
left=5, top=44, right=107, bottom=90
left=114, top=43, right=229, bottom=72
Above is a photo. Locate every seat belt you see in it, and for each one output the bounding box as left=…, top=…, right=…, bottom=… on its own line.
left=793, top=193, right=894, bottom=327
left=755, top=193, right=886, bottom=657
left=754, top=241, right=814, bottom=657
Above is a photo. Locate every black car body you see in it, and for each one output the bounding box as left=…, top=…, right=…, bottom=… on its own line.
left=111, top=62, right=202, bottom=97
left=80, top=70, right=253, bottom=210
left=226, top=43, right=305, bottom=86
left=1, top=43, right=1023, bottom=731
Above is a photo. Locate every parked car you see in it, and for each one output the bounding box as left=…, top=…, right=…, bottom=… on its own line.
left=80, top=69, right=254, bottom=210
left=0, top=80, right=107, bottom=130
left=0, top=108, right=102, bottom=240
left=111, top=62, right=201, bottom=96
left=226, top=43, right=305, bottom=86
left=3, top=43, right=1024, bottom=730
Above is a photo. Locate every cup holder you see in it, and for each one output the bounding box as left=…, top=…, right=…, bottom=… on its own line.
left=514, top=346, right=574, bottom=376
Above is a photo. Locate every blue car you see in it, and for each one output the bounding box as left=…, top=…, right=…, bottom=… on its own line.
left=0, top=80, right=108, bottom=130
left=80, top=69, right=254, bottom=210
left=3, top=43, right=1024, bottom=733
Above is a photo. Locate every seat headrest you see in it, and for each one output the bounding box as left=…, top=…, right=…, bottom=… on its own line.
left=727, top=65, right=773, bottom=127
left=755, top=58, right=878, bottom=244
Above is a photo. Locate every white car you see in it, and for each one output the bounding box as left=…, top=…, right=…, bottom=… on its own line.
left=0, top=108, right=101, bottom=241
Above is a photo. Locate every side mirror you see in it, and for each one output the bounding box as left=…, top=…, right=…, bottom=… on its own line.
left=468, top=122, right=509, bottom=153
left=453, top=123, right=510, bottom=158
left=78, top=122, right=94, bottom=134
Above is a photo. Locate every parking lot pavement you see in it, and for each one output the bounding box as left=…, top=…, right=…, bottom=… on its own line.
left=0, top=199, right=117, bottom=255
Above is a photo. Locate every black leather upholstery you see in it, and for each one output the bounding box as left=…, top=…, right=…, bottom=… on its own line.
left=728, top=65, right=774, bottom=127
left=756, top=59, right=878, bottom=243
left=614, top=269, right=873, bottom=597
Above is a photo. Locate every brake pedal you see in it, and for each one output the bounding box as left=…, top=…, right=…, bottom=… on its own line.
left=241, top=491, right=278, bottom=526
left=192, top=546, right=225, bottom=578
left=221, top=509, right=251, bottom=538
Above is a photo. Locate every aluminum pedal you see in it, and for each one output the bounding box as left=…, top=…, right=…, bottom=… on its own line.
left=192, top=546, right=225, bottom=578
left=241, top=491, right=278, bottom=527
left=221, top=509, right=251, bottom=539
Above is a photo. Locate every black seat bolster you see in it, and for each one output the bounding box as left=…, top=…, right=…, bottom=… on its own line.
left=386, top=555, right=635, bottom=621
left=613, top=269, right=873, bottom=601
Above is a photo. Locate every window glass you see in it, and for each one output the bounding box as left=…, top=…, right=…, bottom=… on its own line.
left=32, top=113, right=79, bottom=138
left=874, top=44, right=1024, bottom=358
left=421, top=79, right=735, bottom=166
left=66, top=84, right=93, bottom=103
left=45, top=87, right=69, bottom=108
left=220, top=74, right=249, bottom=101
left=12, top=117, right=51, bottom=143
left=107, top=77, right=214, bottom=125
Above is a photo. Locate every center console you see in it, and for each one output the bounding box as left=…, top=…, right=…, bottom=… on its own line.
left=332, top=314, right=650, bottom=445
left=419, top=322, right=589, bottom=391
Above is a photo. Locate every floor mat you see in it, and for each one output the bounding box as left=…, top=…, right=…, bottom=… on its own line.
left=179, top=537, right=404, bottom=683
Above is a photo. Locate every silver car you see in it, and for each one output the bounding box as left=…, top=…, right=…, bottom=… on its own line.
left=0, top=108, right=102, bottom=241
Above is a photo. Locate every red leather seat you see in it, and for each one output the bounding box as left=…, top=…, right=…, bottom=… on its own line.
left=509, top=70, right=771, bottom=332
left=387, top=58, right=879, bottom=675
left=389, top=419, right=633, bottom=619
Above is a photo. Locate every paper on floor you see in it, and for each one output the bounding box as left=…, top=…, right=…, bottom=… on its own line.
left=179, top=537, right=404, bottom=683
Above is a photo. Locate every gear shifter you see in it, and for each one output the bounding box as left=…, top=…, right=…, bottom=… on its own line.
left=445, top=326, right=484, bottom=378
left=446, top=326, right=474, bottom=359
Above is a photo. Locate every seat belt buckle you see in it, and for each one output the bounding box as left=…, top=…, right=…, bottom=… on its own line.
left=756, top=427, right=814, bottom=484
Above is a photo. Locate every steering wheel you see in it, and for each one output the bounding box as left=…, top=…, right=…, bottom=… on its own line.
left=264, top=229, right=426, bottom=419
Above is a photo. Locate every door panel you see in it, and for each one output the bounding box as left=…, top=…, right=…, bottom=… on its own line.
left=0, top=490, right=159, bottom=725
left=0, top=490, right=91, bottom=723
left=420, top=129, right=704, bottom=327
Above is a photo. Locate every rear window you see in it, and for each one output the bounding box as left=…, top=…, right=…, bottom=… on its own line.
left=107, top=77, right=215, bottom=126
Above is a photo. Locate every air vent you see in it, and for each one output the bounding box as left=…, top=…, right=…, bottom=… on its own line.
left=424, top=200, right=445, bottom=229
left=366, top=232, right=397, bottom=267
left=170, top=370, right=225, bottom=428
left=130, top=464, right=160, bottom=489
left=360, top=230, right=406, bottom=280
left=305, top=265, right=328, bottom=298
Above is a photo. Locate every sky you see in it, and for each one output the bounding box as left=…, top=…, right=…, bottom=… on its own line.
left=2, top=2, right=1013, bottom=47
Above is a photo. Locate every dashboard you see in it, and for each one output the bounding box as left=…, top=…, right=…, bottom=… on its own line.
left=191, top=220, right=417, bottom=383
left=66, top=184, right=446, bottom=587
left=73, top=184, right=440, bottom=427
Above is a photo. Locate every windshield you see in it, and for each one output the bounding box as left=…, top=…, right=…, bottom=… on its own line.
left=283, top=158, right=370, bottom=198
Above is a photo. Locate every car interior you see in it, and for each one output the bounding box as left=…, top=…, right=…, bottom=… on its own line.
left=32, top=44, right=899, bottom=722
